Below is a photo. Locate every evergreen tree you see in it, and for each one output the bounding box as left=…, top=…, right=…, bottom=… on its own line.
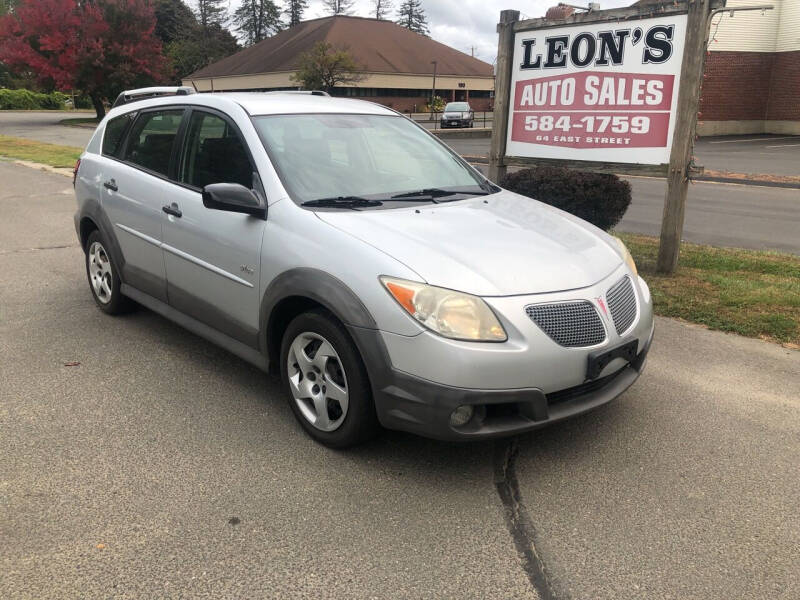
left=284, top=0, right=307, bottom=26
left=190, top=0, right=237, bottom=67
left=232, top=0, right=282, bottom=45
left=395, top=0, right=428, bottom=35
left=195, top=0, right=226, bottom=29
left=372, top=0, right=392, bottom=20
left=324, top=0, right=353, bottom=16
left=154, top=0, right=196, bottom=45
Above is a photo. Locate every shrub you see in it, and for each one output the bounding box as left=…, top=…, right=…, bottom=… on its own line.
left=39, top=91, right=68, bottom=109
left=500, top=166, right=632, bottom=231
left=426, top=95, right=445, bottom=113
left=0, top=88, right=66, bottom=110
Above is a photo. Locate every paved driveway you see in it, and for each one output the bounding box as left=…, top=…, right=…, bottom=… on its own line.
left=0, top=110, right=95, bottom=147
left=1, top=162, right=798, bottom=599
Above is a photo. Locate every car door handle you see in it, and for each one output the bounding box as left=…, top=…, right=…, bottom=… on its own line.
left=162, top=203, right=182, bottom=218
left=103, top=179, right=118, bottom=192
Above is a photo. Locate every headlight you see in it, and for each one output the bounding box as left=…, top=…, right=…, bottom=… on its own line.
left=380, top=276, right=507, bottom=342
left=612, top=237, right=638, bottom=276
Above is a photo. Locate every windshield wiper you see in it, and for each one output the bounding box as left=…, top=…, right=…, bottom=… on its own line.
left=301, top=196, right=383, bottom=209
left=390, top=188, right=489, bottom=200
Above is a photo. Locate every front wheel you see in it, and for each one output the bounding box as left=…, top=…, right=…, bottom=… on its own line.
left=280, top=309, right=379, bottom=448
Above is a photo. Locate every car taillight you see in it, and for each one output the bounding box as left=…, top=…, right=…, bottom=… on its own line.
left=72, top=158, right=81, bottom=186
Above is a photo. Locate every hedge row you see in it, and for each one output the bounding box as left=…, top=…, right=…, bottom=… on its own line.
left=0, top=89, right=68, bottom=110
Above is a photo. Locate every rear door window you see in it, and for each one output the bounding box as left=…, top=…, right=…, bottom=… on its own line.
left=102, top=113, right=135, bottom=158
left=123, top=110, right=184, bottom=177
left=179, top=111, right=253, bottom=189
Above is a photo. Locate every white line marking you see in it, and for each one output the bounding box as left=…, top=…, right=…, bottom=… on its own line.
left=764, top=144, right=800, bottom=149
left=708, top=136, right=798, bottom=144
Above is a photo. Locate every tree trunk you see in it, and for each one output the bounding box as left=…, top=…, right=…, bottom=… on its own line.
left=91, top=93, right=106, bottom=120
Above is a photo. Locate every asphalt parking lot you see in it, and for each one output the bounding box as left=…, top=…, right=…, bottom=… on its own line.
left=2, top=161, right=798, bottom=599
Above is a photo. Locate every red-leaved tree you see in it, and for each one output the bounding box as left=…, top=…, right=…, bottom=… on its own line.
left=0, top=0, right=169, bottom=118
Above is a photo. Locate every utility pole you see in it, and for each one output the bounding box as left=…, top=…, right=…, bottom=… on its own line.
left=657, top=1, right=773, bottom=272
left=430, top=60, right=437, bottom=117
left=488, top=10, right=519, bottom=183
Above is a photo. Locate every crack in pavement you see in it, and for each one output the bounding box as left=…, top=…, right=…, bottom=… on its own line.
left=494, top=437, right=558, bottom=600
left=0, top=243, right=79, bottom=256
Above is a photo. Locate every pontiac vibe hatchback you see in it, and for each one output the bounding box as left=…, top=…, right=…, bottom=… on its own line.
left=74, top=89, right=654, bottom=448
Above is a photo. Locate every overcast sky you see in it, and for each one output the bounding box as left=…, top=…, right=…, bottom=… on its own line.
left=226, top=0, right=633, bottom=65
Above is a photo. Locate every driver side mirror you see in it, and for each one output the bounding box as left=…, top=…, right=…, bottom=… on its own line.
left=202, top=183, right=266, bottom=219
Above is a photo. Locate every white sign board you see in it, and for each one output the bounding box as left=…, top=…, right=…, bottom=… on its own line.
left=506, top=15, right=688, bottom=165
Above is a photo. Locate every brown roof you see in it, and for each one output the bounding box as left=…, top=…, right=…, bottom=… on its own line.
left=189, top=16, right=494, bottom=79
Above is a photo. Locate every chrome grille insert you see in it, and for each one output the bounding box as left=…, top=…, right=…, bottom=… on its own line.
left=525, top=301, right=606, bottom=347
left=607, top=276, right=637, bottom=335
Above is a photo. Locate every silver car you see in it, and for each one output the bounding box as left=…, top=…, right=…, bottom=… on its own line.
left=440, top=102, right=474, bottom=128
left=74, top=89, right=654, bottom=447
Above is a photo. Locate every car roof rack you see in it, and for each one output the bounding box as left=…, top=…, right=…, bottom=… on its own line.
left=262, top=90, right=331, bottom=97
left=111, top=86, right=195, bottom=108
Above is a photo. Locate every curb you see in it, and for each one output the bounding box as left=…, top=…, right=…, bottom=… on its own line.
left=430, top=128, right=492, bottom=139
left=59, top=120, right=98, bottom=129
left=10, top=159, right=73, bottom=178
left=691, top=175, right=800, bottom=190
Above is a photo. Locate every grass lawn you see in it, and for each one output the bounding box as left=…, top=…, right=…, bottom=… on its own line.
left=0, top=135, right=81, bottom=169
left=619, top=233, right=800, bottom=347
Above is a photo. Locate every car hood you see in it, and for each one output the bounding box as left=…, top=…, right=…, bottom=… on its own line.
left=444, top=112, right=468, bottom=118
left=316, top=191, right=623, bottom=296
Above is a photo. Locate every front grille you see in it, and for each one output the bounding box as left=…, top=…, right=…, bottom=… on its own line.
left=525, top=301, right=606, bottom=347
left=606, top=276, right=637, bottom=335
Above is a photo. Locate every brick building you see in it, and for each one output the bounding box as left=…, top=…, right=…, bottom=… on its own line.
left=698, top=0, right=800, bottom=135
left=183, top=16, right=494, bottom=112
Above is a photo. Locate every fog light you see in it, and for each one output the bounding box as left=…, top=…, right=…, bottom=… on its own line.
left=449, top=405, right=474, bottom=427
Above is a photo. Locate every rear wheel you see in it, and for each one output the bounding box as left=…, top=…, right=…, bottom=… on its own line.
left=84, top=230, right=132, bottom=314
left=280, top=309, right=379, bottom=448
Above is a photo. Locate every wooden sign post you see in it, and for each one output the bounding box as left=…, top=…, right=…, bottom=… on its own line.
left=489, top=0, right=725, bottom=274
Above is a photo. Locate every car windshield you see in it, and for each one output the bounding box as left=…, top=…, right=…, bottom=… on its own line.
left=445, top=103, right=470, bottom=111
left=252, top=114, right=486, bottom=205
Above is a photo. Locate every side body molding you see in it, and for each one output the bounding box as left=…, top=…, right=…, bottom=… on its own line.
left=260, top=268, right=378, bottom=362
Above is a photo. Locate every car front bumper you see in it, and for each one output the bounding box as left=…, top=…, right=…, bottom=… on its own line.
left=349, top=267, right=654, bottom=440
left=351, top=320, right=652, bottom=441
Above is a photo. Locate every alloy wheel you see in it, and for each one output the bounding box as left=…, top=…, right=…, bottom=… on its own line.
left=88, top=241, right=113, bottom=304
left=286, top=331, right=349, bottom=432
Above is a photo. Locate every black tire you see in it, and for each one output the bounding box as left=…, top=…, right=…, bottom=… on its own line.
left=280, top=309, right=379, bottom=448
left=84, top=229, right=132, bottom=315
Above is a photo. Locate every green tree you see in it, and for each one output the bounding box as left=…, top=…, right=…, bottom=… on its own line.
left=233, top=0, right=282, bottom=46
left=153, top=0, right=238, bottom=82
left=0, top=0, right=18, bottom=16
left=396, top=0, right=428, bottom=35
left=195, top=0, right=226, bottom=29
left=154, top=0, right=196, bottom=45
left=166, top=24, right=238, bottom=80
left=372, top=0, right=393, bottom=20
left=290, top=41, right=363, bottom=92
left=324, top=0, right=353, bottom=16
left=284, top=0, right=307, bottom=26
